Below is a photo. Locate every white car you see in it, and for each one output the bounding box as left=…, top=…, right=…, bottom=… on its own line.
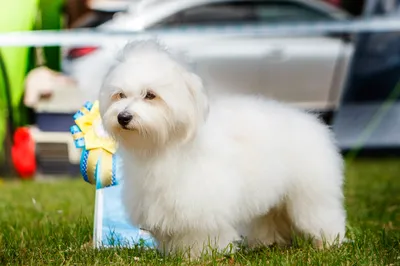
left=65, top=0, right=354, bottom=123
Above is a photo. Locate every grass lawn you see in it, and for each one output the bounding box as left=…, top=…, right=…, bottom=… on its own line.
left=0, top=158, right=400, bottom=265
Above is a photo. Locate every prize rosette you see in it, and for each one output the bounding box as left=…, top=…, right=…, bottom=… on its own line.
left=70, top=101, right=118, bottom=189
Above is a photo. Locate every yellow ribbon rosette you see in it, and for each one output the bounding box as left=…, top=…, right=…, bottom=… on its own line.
left=70, top=101, right=118, bottom=188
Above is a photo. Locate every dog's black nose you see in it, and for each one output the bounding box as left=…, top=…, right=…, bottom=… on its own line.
left=117, top=111, right=133, bottom=127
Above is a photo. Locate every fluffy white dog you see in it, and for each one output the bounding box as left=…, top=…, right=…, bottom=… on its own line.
left=99, top=41, right=346, bottom=258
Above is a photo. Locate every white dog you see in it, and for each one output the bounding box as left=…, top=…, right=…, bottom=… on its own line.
left=99, top=41, right=346, bottom=258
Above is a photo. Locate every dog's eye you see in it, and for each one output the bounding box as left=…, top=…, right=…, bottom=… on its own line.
left=118, top=92, right=127, bottom=99
left=144, top=91, right=156, bottom=100
left=112, top=92, right=127, bottom=101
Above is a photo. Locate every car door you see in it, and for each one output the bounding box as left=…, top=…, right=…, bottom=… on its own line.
left=251, top=1, right=351, bottom=111
left=147, top=1, right=269, bottom=97
left=147, top=0, right=350, bottom=111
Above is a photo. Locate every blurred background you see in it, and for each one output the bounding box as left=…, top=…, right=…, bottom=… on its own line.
left=0, top=0, right=399, bottom=180
left=1, top=1, right=400, bottom=265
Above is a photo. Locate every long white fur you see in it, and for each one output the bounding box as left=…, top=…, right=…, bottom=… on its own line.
left=99, top=40, right=346, bottom=258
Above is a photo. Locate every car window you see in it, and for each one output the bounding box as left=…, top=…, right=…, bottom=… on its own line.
left=254, top=2, right=332, bottom=23
left=150, top=1, right=332, bottom=29
left=151, top=2, right=254, bottom=27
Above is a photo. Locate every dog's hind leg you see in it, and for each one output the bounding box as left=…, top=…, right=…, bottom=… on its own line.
left=245, top=205, right=293, bottom=248
left=286, top=183, right=346, bottom=249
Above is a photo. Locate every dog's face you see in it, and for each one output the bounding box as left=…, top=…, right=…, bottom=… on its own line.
left=99, top=44, right=209, bottom=151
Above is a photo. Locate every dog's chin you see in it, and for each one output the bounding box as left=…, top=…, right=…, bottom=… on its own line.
left=111, top=123, right=165, bottom=151
left=113, top=128, right=145, bottom=148
left=115, top=124, right=193, bottom=154
left=120, top=125, right=137, bottom=131
left=104, top=114, right=195, bottom=152
left=113, top=124, right=140, bottom=137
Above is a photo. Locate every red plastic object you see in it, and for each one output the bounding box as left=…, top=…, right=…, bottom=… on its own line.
left=326, top=0, right=341, bottom=6
left=11, top=127, right=36, bottom=178
left=67, top=46, right=98, bottom=59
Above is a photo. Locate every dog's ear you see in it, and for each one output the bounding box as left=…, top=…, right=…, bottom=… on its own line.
left=183, top=72, right=209, bottom=122
left=179, top=71, right=209, bottom=143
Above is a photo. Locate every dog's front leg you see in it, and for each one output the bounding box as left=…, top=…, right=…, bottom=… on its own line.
left=150, top=230, right=172, bottom=256
left=167, top=228, right=240, bottom=259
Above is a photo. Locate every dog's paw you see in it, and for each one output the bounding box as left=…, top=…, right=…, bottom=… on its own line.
left=313, top=238, right=343, bottom=250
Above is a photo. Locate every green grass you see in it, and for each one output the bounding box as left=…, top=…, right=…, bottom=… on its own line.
left=1, top=159, right=400, bottom=265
